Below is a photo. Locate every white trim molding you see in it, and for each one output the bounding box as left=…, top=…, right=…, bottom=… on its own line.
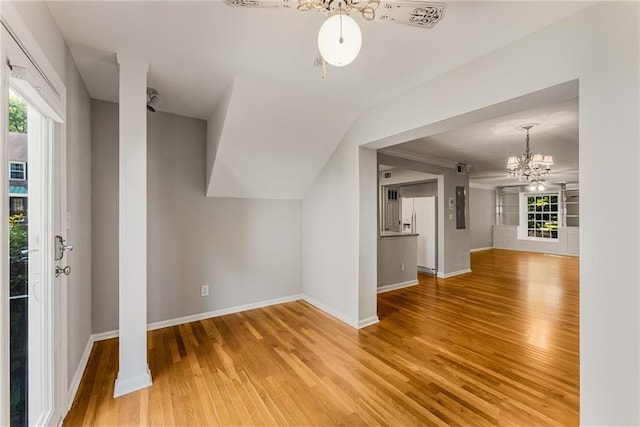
left=379, top=147, right=457, bottom=169
left=92, top=329, right=118, bottom=342
left=0, top=2, right=66, bottom=121
left=93, top=294, right=305, bottom=342
left=469, top=182, right=496, bottom=190
left=377, top=279, right=419, bottom=294
left=148, top=294, right=303, bottom=332
left=113, top=368, right=152, bottom=398
left=357, top=316, right=380, bottom=329
left=470, top=247, right=493, bottom=253
left=67, top=337, right=94, bottom=410
left=437, top=268, right=472, bottom=279
left=300, top=295, right=358, bottom=329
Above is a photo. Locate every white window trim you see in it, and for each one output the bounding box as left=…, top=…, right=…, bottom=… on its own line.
left=9, top=161, right=26, bottom=180
left=517, top=192, right=561, bottom=242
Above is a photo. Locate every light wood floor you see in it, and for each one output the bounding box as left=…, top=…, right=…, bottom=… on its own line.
left=64, top=249, right=579, bottom=426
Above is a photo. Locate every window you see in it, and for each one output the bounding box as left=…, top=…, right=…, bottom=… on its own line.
left=10, top=162, right=26, bottom=180
left=526, top=194, right=559, bottom=239
left=10, top=198, right=25, bottom=215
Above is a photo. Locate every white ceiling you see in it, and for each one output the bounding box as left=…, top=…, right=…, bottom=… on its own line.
left=384, top=98, right=578, bottom=186
left=45, top=1, right=591, bottom=198
left=385, top=98, right=579, bottom=187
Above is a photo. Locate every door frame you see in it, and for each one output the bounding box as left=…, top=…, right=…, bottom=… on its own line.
left=0, top=42, right=10, bottom=427
left=1, top=2, right=68, bottom=425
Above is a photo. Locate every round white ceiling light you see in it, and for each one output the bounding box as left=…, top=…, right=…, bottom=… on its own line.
left=317, top=12, right=362, bottom=67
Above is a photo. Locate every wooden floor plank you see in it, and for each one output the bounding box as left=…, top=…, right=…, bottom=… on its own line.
left=64, top=249, right=579, bottom=425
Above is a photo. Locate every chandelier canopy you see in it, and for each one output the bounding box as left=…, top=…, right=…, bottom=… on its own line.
left=506, top=124, right=554, bottom=182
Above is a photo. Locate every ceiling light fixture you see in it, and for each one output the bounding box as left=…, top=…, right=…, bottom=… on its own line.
left=317, top=7, right=362, bottom=67
left=528, top=179, right=545, bottom=192
left=506, top=123, right=554, bottom=182
left=224, top=0, right=445, bottom=76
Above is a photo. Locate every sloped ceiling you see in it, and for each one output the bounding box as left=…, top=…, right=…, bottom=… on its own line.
left=45, top=1, right=593, bottom=199
left=207, top=76, right=358, bottom=199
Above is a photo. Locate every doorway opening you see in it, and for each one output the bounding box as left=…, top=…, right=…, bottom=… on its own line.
left=377, top=164, right=441, bottom=294
left=6, top=77, right=66, bottom=426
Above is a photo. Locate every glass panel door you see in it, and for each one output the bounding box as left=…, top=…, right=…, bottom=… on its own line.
left=8, top=87, right=51, bottom=427
left=8, top=89, right=29, bottom=427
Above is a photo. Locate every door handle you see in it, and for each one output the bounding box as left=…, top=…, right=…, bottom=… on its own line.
left=55, top=265, right=71, bottom=277
left=55, top=235, right=73, bottom=261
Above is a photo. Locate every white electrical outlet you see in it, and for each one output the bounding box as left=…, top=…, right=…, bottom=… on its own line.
left=201, top=285, right=209, bottom=297
left=401, top=263, right=405, bottom=271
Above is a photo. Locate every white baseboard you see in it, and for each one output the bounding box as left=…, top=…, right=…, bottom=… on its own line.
left=92, top=293, right=304, bottom=342
left=437, top=268, right=472, bottom=279
left=301, top=295, right=358, bottom=329
left=357, top=316, right=380, bottom=329
left=92, top=329, right=118, bottom=342
left=377, top=279, right=419, bottom=294
left=113, top=367, right=152, bottom=398
left=147, top=294, right=303, bottom=332
left=470, top=246, right=493, bottom=253
left=67, top=336, right=95, bottom=410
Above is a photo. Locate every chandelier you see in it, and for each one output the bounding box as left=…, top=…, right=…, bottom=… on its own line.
left=506, top=124, right=554, bottom=182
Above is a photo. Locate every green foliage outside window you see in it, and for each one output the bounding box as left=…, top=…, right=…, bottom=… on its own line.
left=9, top=94, right=27, bottom=134
left=526, top=195, right=559, bottom=239
left=9, top=214, right=28, bottom=296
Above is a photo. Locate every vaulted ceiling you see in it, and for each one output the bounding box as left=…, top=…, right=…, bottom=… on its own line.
left=46, top=1, right=591, bottom=198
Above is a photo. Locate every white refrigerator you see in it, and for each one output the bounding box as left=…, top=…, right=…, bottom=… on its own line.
left=401, top=196, right=437, bottom=273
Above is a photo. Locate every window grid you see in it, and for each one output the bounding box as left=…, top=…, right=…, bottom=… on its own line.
left=527, top=194, right=559, bottom=239
left=10, top=162, right=26, bottom=180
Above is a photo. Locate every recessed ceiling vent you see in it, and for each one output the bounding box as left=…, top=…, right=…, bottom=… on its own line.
left=383, top=171, right=393, bottom=180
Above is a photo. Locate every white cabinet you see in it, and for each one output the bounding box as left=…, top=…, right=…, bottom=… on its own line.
left=493, top=225, right=516, bottom=248
left=567, top=228, right=579, bottom=255
left=493, top=225, right=579, bottom=256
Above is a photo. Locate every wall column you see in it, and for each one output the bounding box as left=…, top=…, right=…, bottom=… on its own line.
left=113, top=54, right=152, bottom=397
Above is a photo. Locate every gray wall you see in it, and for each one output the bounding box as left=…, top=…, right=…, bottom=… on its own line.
left=469, top=187, right=495, bottom=249
left=377, top=236, right=417, bottom=288
left=13, top=1, right=93, bottom=386
left=91, top=100, right=302, bottom=333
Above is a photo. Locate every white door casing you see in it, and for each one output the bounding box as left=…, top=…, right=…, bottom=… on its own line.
left=1, top=2, right=68, bottom=425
